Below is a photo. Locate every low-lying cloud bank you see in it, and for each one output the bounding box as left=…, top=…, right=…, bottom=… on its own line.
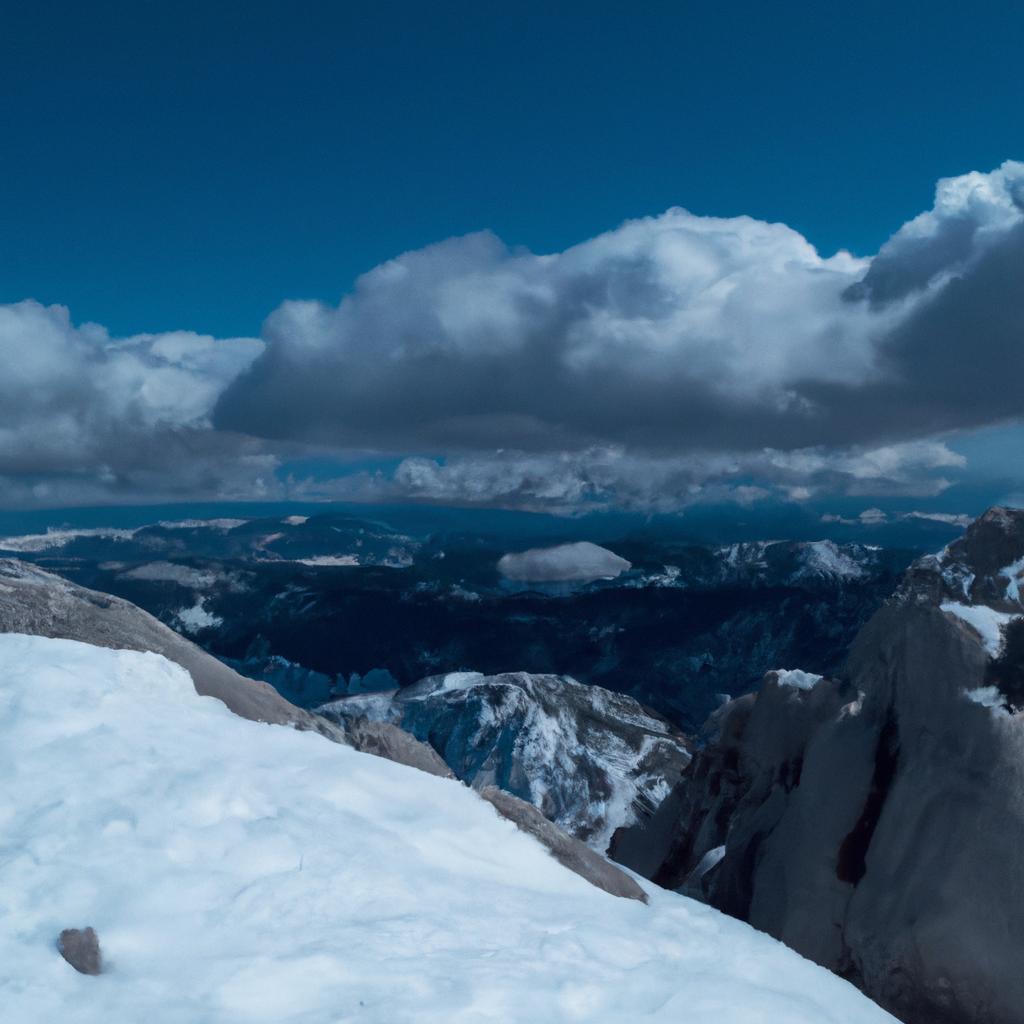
left=3, top=161, right=1023, bottom=509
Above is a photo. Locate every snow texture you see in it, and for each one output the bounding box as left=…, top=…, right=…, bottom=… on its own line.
left=0, top=634, right=896, bottom=1024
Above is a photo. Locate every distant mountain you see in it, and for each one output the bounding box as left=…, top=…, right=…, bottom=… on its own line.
left=612, top=508, right=1024, bottom=1024
left=3, top=512, right=922, bottom=732
left=320, top=671, right=691, bottom=850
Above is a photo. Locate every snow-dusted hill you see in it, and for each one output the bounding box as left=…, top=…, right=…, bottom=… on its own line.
left=320, top=671, right=691, bottom=850
left=0, top=634, right=894, bottom=1023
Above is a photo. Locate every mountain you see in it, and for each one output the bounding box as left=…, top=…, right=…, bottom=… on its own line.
left=319, top=672, right=692, bottom=850
left=6, top=513, right=919, bottom=732
left=612, top=507, right=1024, bottom=1024
left=0, top=633, right=897, bottom=1023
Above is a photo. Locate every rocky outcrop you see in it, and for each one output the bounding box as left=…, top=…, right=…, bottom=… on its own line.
left=477, top=786, right=648, bottom=902
left=336, top=716, right=454, bottom=779
left=613, top=508, right=1024, bottom=1024
left=319, top=671, right=691, bottom=850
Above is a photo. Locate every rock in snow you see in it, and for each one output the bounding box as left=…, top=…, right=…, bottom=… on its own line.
left=57, top=928, right=102, bottom=976
left=319, top=671, right=691, bottom=851
left=614, top=507, right=1024, bottom=1024
left=0, top=633, right=895, bottom=1024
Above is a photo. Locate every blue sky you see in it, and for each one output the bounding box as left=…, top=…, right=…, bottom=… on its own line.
left=3, top=0, right=1023, bottom=337
left=1, top=1, right=1023, bottom=514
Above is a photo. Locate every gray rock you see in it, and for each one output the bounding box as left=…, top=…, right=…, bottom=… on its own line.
left=616, top=508, right=1024, bottom=1024
left=338, top=716, right=454, bottom=779
left=57, top=927, right=102, bottom=975
left=477, top=786, right=648, bottom=903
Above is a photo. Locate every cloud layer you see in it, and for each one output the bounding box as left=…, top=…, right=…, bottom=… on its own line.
left=3, top=161, right=1023, bottom=509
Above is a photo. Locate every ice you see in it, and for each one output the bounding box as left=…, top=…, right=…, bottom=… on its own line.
left=0, top=634, right=896, bottom=1024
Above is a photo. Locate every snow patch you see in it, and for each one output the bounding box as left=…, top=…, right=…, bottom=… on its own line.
left=0, top=527, right=137, bottom=552
left=772, top=669, right=824, bottom=691
left=174, top=598, right=223, bottom=633
left=282, top=515, right=309, bottom=525
left=296, top=554, right=360, bottom=567
left=1001, top=557, right=1024, bottom=604
left=941, top=601, right=1017, bottom=657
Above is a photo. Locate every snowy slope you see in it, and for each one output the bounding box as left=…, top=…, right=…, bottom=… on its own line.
left=0, top=634, right=895, bottom=1024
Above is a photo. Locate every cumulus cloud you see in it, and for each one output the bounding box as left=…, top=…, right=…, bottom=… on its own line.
left=3, top=162, right=1023, bottom=509
left=0, top=301, right=271, bottom=504
left=216, top=161, right=1024, bottom=463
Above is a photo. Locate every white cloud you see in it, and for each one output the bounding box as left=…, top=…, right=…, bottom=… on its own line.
left=5, top=162, right=1024, bottom=509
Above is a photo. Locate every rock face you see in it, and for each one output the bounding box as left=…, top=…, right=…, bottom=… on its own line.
left=477, top=786, right=648, bottom=903
left=335, top=716, right=454, bottom=779
left=57, top=928, right=102, bottom=975
left=319, top=671, right=691, bottom=850
left=613, top=508, right=1024, bottom=1024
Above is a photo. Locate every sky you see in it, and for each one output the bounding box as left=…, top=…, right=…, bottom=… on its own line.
left=1, top=0, right=1023, bottom=514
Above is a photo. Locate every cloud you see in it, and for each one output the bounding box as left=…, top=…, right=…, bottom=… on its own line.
left=3, top=161, right=1023, bottom=509
left=497, top=542, right=631, bottom=582
left=0, top=301, right=270, bottom=504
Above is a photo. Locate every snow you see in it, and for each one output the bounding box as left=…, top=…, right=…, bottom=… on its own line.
left=940, top=601, right=1017, bottom=657
left=123, top=562, right=219, bottom=588
left=0, top=634, right=895, bottom=1024
left=497, top=542, right=631, bottom=581
left=282, top=516, right=309, bottom=526
left=173, top=599, right=223, bottom=633
left=772, top=669, right=824, bottom=691
left=1001, top=557, right=1024, bottom=604
left=800, top=541, right=865, bottom=580
left=295, top=555, right=360, bottom=567
left=964, top=686, right=1008, bottom=711
left=439, top=671, right=487, bottom=691
left=0, top=527, right=137, bottom=552
left=157, top=518, right=248, bottom=531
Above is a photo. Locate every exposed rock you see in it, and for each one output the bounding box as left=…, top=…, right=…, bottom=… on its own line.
left=57, top=927, right=102, bottom=975
left=337, top=716, right=454, bottom=779
left=319, top=671, right=691, bottom=850
left=616, top=508, right=1024, bottom=1024
left=477, top=786, right=648, bottom=903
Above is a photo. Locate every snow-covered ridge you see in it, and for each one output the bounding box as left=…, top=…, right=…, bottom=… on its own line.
left=0, top=635, right=894, bottom=1023
left=0, top=527, right=138, bottom=552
